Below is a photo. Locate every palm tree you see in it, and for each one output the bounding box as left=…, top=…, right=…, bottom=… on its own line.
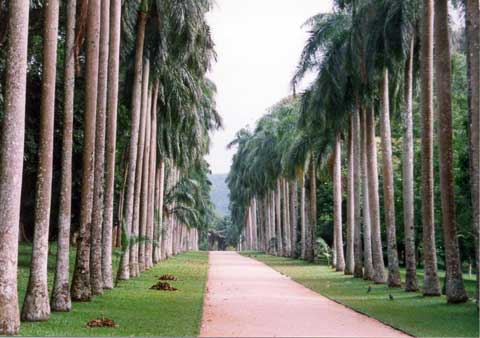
left=334, top=133, right=345, bottom=272
left=345, top=117, right=355, bottom=275
left=71, top=0, right=101, bottom=301
left=402, top=35, right=419, bottom=292
left=378, top=68, right=401, bottom=288
left=0, top=0, right=30, bottom=333
left=360, top=107, right=374, bottom=280
left=102, top=0, right=122, bottom=290
left=420, top=0, right=441, bottom=296
left=366, top=105, right=386, bottom=284
left=434, top=0, right=468, bottom=303
left=353, top=108, right=363, bottom=278
left=118, top=3, right=148, bottom=280
left=51, top=0, right=76, bottom=311
left=90, top=0, right=111, bottom=296
left=22, top=0, right=59, bottom=320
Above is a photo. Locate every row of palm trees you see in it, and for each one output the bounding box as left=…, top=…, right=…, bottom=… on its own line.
left=228, top=0, right=478, bottom=306
left=0, top=0, right=219, bottom=335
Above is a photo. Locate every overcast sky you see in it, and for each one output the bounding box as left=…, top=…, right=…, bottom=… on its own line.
left=205, top=0, right=333, bottom=174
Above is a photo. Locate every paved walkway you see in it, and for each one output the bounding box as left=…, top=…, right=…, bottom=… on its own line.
left=200, top=251, right=409, bottom=337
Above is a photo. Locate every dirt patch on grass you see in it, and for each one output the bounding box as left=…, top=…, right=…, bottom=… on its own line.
left=150, top=281, right=178, bottom=291
left=86, top=317, right=118, bottom=328
left=158, top=274, right=177, bottom=281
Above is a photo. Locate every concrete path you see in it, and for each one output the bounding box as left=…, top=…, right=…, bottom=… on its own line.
left=200, top=251, right=409, bottom=337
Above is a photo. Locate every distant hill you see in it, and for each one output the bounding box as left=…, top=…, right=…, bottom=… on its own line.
left=209, top=173, right=230, bottom=216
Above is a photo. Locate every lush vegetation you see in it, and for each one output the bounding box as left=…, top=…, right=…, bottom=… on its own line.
left=18, top=244, right=208, bottom=336
left=227, top=0, right=479, bottom=313
left=244, top=252, right=478, bottom=338
left=0, top=0, right=218, bottom=334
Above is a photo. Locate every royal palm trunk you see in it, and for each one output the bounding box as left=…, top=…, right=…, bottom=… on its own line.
left=360, top=107, right=374, bottom=280
left=333, top=134, right=345, bottom=272
left=366, top=105, right=386, bottom=284
left=102, top=0, right=122, bottom=289
left=434, top=0, right=468, bottom=303
left=0, top=1, right=29, bottom=333
left=379, top=68, right=401, bottom=288
left=345, top=116, right=355, bottom=275
left=353, top=108, right=363, bottom=278
left=22, top=0, right=59, bottom=320
left=118, top=10, right=147, bottom=280
left=402, top=36, right=419, bottom=292
left=420, top=0, right=441, bottom=296
left=52, top=0, right=75, bottom=311
left=90, top=0, right=111, bottom=296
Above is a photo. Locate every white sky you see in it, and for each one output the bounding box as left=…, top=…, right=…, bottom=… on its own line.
left=205, top=0, right=333, bottom=174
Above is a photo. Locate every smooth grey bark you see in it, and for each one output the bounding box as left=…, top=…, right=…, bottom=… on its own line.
left=360, top=107, right=374, bottom=280
left=139, top=86, right=152, bottom=271
left=71, top=0, right=101, bottom=301
left=465, top=0, right=480, bottom=307
left=52, top=0, right=75, bottom=312
left=147, top=81, right=158, bottom=267
left=345, top=116, right=355, bottom=275
left=307, top=163, right=317, bottom=261
left=103, top=0, right=122, bottom=290
left=290, top=180, right=298, bottom=257
left=276, top=179, right=283, bottom=255
left=22, top=0, right=59, bottom=321
left=0, top=0, right=29, bottom=333
left=300, top=174, right=307, bottom=259
left=118, top=11, right=147, bottom=280
left=353, top=108, right=363, bottom=278
left=90, top=0, right=111, bottom=296
left=434, top=0, right=468, bottom=303
left=402, top=36, right=419, bottom=292
left=154, top=161, right=165, bottom=263
left=131, top=60, right=149, bottom=276
left=379, top=68, right=401, bottom=288
left=366, top=105, right=386, bottom=284
left=334, top=133, right=345, bottom=272
left=282, top=179, right=289, bottom=255
left=420, top=0, right=441, bottom=296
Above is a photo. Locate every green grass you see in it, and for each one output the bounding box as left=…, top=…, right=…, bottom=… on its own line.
left=17, top=244, right=209, bottom=336
left=242, top=252, right=479, bottom=338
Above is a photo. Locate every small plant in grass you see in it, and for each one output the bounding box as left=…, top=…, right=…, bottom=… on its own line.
left=150, top=281, right=178, bottom=291
left=158, top=274, right=177, bottom=281
left=85, top=317, right=118, bottom=328
left=315, top=237, right=332, bottom=266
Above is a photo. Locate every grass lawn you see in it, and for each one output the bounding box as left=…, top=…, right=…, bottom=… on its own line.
left=17, top=244, right=209, bottom=336
left=242, top=252, right=479, bottom=338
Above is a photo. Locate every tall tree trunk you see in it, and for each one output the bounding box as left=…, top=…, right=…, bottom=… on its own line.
left=402, top=36, right=419, bottom=292
left=465, top=0, right=480, bottom=308
left=22, top=0, right=59, bottom=320
left=307, top=163, right=317, bottom=261
left=290, top=180, right=298, bottom=257
left=153, top=162, right=164, bottom=263
left=420, top=0, right=441, bottom=296
left=353, top=107, right=363, bottom=278
left=276, top=179, right=283, bottom=255
left=282, top=181, right=289, bottom=255
left=139, top=86, right=152, bottom=272
left=118, top=10, right=147, bottom=280
left=252, top=197, right=258, bottom=251
left=0, top=0, right=29, bottom=333
left=345, top=116, right=355, bottom=275
left=361, top=107, right=374, bottom=280
left=132, top=61, right=149, bottom=276
left=300, top=174, right=307, bottom=259
left=147, top=81, right=158, bottom=267
left=90, top=0, right=111, bottom=296
left=366, top=105, right=386, bottom=284
left=434, top=0, right=468, bottom=303
left=52, top=0, right=75, bottom=312
left=71, top=0, right=101, bottom=301
left=102, top=0, right=122, bottom=289
left=334, top=133, right=345, bottom=272
left=379, top=68, right=401, bottom=288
